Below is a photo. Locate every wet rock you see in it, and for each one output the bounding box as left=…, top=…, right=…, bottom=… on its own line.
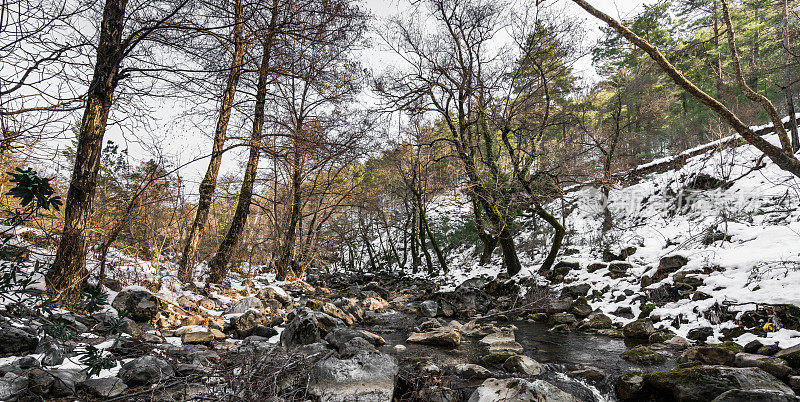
left=308, top=350, right=398, bottom=402
left=567, top=366, right=604, bottom=381
left=776, top=344, right=800, bottom=369
left=687, top=327, right=714, bottom=343
left=621, top=345, right=666, bottom=365
left=503, top=355, right=545, bottom=376
left=560, top=284, right=590, bottom=299
left=112, top=287, right=160, bottom=322
left=257, top=285, right=292, bottom=305
left=661, top=336, right=691, bottom=351
left=549, top=312, right=577, bottom=325
left=78, top=377, right=127, bottom=398
left=648, top=330, right=675, bottom=344
left=250, top=325, right=277, bottom=338
left=644, top=365, right=794, bottom=402
left=482, top=352, right=518, bottom=365
left=568, top=298, right=592, bottom=318
left=711, top=389, right=799, bottom=401
left=325, top=328, right=385, bottom=351
left=224, top=296, right=264, bottom=315
left=545, top=299, right=571, bottom=314
left=758, top=344, right=781, bottom=356
left=455, top=363, right=492, bottom=379
left=550, top=323, right=571, bottom=333
left=419, top=300, right=439, bottom=318
left=0, top=323, right=37, bottom=355
left=467, top=378, right=579, bottom=402
left=735, top=352, right=793, bottom=379
left=313, top=311, right=346, bottom=335
left=622, top=319, right=654, bottom=339
left=478, top=329, right=523, bottom=354
left=583, top=311, right=612, bottom=329
left=436, top=289, right=492, bottom=318
left=118, top=355, right=174, bottom=386
left=334, top=298, right=365, bottom=321
left=615, top=371, right=644, bottom=401
left=680, top=346, right=736, bottom=366
left=408, top=327, right=461, bottom=347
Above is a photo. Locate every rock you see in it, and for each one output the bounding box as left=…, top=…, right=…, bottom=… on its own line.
left=48, top=368, right=86, bottom=397
left=606, top=262, right=631, bottom=279
left=644, top=365, right=795, bottom=402
left=711, top=389, right=799, bottom=401
left=478, top=329, right=523, bottom=354
left=363, top=282, right=390, bottom=300
left=308, top=350, right=398, bottom=402
left=455, top=363, right=492, bottom=379
left=23, top=367, right=53, bottom=396
left=232, top=309, right=269, bottom=337
left=280, top=308, right=323, bottom=349
left=112, top=287, right=160, bottom=322
left=648, top=330, right=675, bottom=344
left=777, top=344, right=800, bottom=369
left=549, top=312, right=577, bottom=325
left=408, top=327, right=461, bottom=347
left=503, top=355, right=545, bottom=376
left=744, top=340, right=765, bottom=354
left=182, top=330, right=215, bottom=345
left=560, top=284, right=591, bottom=299
left=338, top=337, right=375, bottom=357
left=0, top=356, right=40, bottom=375
left=0, top=323, right=38, bottom=355
left=419, top=300, right=439, bottom=318
left=321, top=302, right=356, bottom=326
left=789, top=375, right=800, bottom=389
left=567, top=366, right=605, bottom=381
left=615, top=371, right=644, bottom=401
left=394, top=345, right=406, bottom=352
left=118, top=355, right=174, bottom=386
left=257, top=285, right=292, bottom=305
left=680, top=346, right=736, bottom=366
left=467, top=378, right=579, bottom=402
left=35, top=337, right=67, bottom=366
left=361, top=297, right=390, bottom=312
left=735, top=353, right=793, bottom=379
left=335, top=298, right=365, bottom=321
left=313, top=311, right=346, bottom=335
left=181, top=314, right=204, bottom=326
left=621, top=345, right=667, bottom=365
left=78, top=377, right=127, bottom=398
left=568, top=298, right=592, bottom=318
left=622, top=319, right=654, bottom=339
left=0, top=372, right=27, bottom=401
left=545, top=299, right=571, bottom=314
left=612, top=306, right=635, bottom=319
left=654, top=255, right=689, bottom=281
left=325, top=328, right=386, bottom=352
left=198, top=298, right=218, bottom=310
left=584, top=311, right=612, bottom=329
left=250, top=325, right=277, bottom=338
left=177, top=295, right=199, bottom=310
left=687, top=326, right=714, bottom=343
left=482, top=352, right=518, bottom=364
left=661, top=336, right=691, bottom=351
left=419, top=386, right=459, bottom=402
left=224, top=297, right=264, bottom=315
left=759, top=344, right=781, bottom=356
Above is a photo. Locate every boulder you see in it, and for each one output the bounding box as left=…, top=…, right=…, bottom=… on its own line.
left=622, top=319, right=654, bottom=339
left=112, top=287, right=160, bottom=322
left=478, top=329, right=523, bottom=354
left=361, top=297, right=390, bottom=312
left=48, top=368, right=86, bottom=397
left=176, top=295, right=199, bottom=310
left=503, top=355, right=545, bottom=376
left=735, top=353, right=793, bottom=379
left=644, top=365, right=795, bottom=402
left=711, top=389, right=799, bottom=401
left=654, top=255, right=689, bottom=281
left=182, top=330, right=215, bottom=345
left=744, top=340, right=764, bottom=354
left=0, top=372, right=28, bottom=401
left=0, top=324, right=38, bottom=355
left=78, top=377, right=127, bottom=398
left=583, top=311, right=612, bottom=329
left=567, top=366, right=605, bottom=381
left=419, top=386, right=459, bottom=402
left=568, top=298, right=592, bottom=318
left=680, top=346, right=736, bottom=366
left=321, top=302, right=356, bottom=326
left=560, top=284, right=591, bottom=299
left=308, top=350, right=398, bottom=402
left=467, top=378, right=579, bottom=402
left=35, top=337, right=67, bottom=366
left=620, top=346, right=666, bottom=365
left=687, top=326, right=714, bottom=343
left=408, top=327, right=461, bottom=347
left=280, top=308, right=323, bottom=349
left=118, top=355, right=174, bottom=386
left=615, top=371, right=644, bottom=401
left=545, top=299, right=572, bottom=314
left=232, top=309, right=269, bottom=337
left=325, top=328, right=386, bottom=351
left=257, top=285, right=292, bottom=305
left=454, top=363, right=492, bottom=379
left=224, top=297, right=263, bottom=315
left=777, top=344, right=800, bottom=369
left=419, top=300, right=439, bottom=318
left=549, top=312, right=577, bottom=325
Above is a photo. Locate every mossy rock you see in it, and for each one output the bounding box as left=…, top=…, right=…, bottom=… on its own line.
left=621, top=345, right=667, bottom=365
left=639, top=303, right=656, bottom=319
left=714, top=341, right=744, bottom=354
left=553, top=261, right=579, bottom=277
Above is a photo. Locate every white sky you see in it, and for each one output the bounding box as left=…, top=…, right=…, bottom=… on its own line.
left=94, top=0, right=654, bottom=195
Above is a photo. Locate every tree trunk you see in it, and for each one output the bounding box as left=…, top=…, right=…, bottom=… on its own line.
left=207, top=5, right=278, bottom=284
left=178, top=0, right=245, bottom=282
left=534, top=203, right=564, bottom=274
left=783, top=0, right=799, bottom=151
left=277, top=154, right=303, bottom=280
left=47, top=0, right=128, bottom=300
left=471, top=194, right=497, bottom=265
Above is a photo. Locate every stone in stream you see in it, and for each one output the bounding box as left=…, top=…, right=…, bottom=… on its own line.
left=112, top=287, right=161, bottom=322
left=566, top=365, right=604, bottom=381
left=467, top=378, right=579, bottom=402
left=407, top=327, right=461, bottom=347
left=615, top=371, right=644, bottom=401
left=644, top=365, right=795, bottom=402
left=280, top=308, right=344, bottom=349
left=711, top=389, right=799, bottom=401
left=320, top=302, right=356, bottom=326
left=308, top=350, right=398, bottom=402
left=568, top=298, right=592, bottom=318
left=680, top=346, right=737, bottom=366
left=582, top=311, right=612, bottom=329
left=759, top=344, right=781, bottom=356
left=744, top=339, right=764, bottom=354
left=503, top=355, right=545, bottom=376
left=325, top=328, right=386, bottom=350
left=478, top=329, right=523, bottom=354
left=454, top=363, right=492, bottom=379
left=419, top=386, right=459, bottom=402
left=418, top=300, right=439, bottom=318
left=622, top=319, right=654, bottom=339
left=620, top=345, right=666, bottom=365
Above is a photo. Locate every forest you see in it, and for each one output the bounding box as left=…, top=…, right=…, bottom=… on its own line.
left=2, top=0, right=800, bottom=400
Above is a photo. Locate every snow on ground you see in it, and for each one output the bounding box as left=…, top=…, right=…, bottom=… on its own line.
left=406, top=129, right=800, bottom=347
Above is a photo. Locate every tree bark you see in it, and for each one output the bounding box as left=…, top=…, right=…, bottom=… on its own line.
left=570, top=0, right=800, bottom=178
left=178, top=0, right=245, bottom=282
left=783, top=0, right=799, bottom=151
left=277, top=152, right=303, bottom=280
left=207, top=4, right=278, bottom=284
left=47, top=0, right=128, bottom=300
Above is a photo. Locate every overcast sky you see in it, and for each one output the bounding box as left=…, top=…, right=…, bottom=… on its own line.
left=92, top=0, right=654, bottom=195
